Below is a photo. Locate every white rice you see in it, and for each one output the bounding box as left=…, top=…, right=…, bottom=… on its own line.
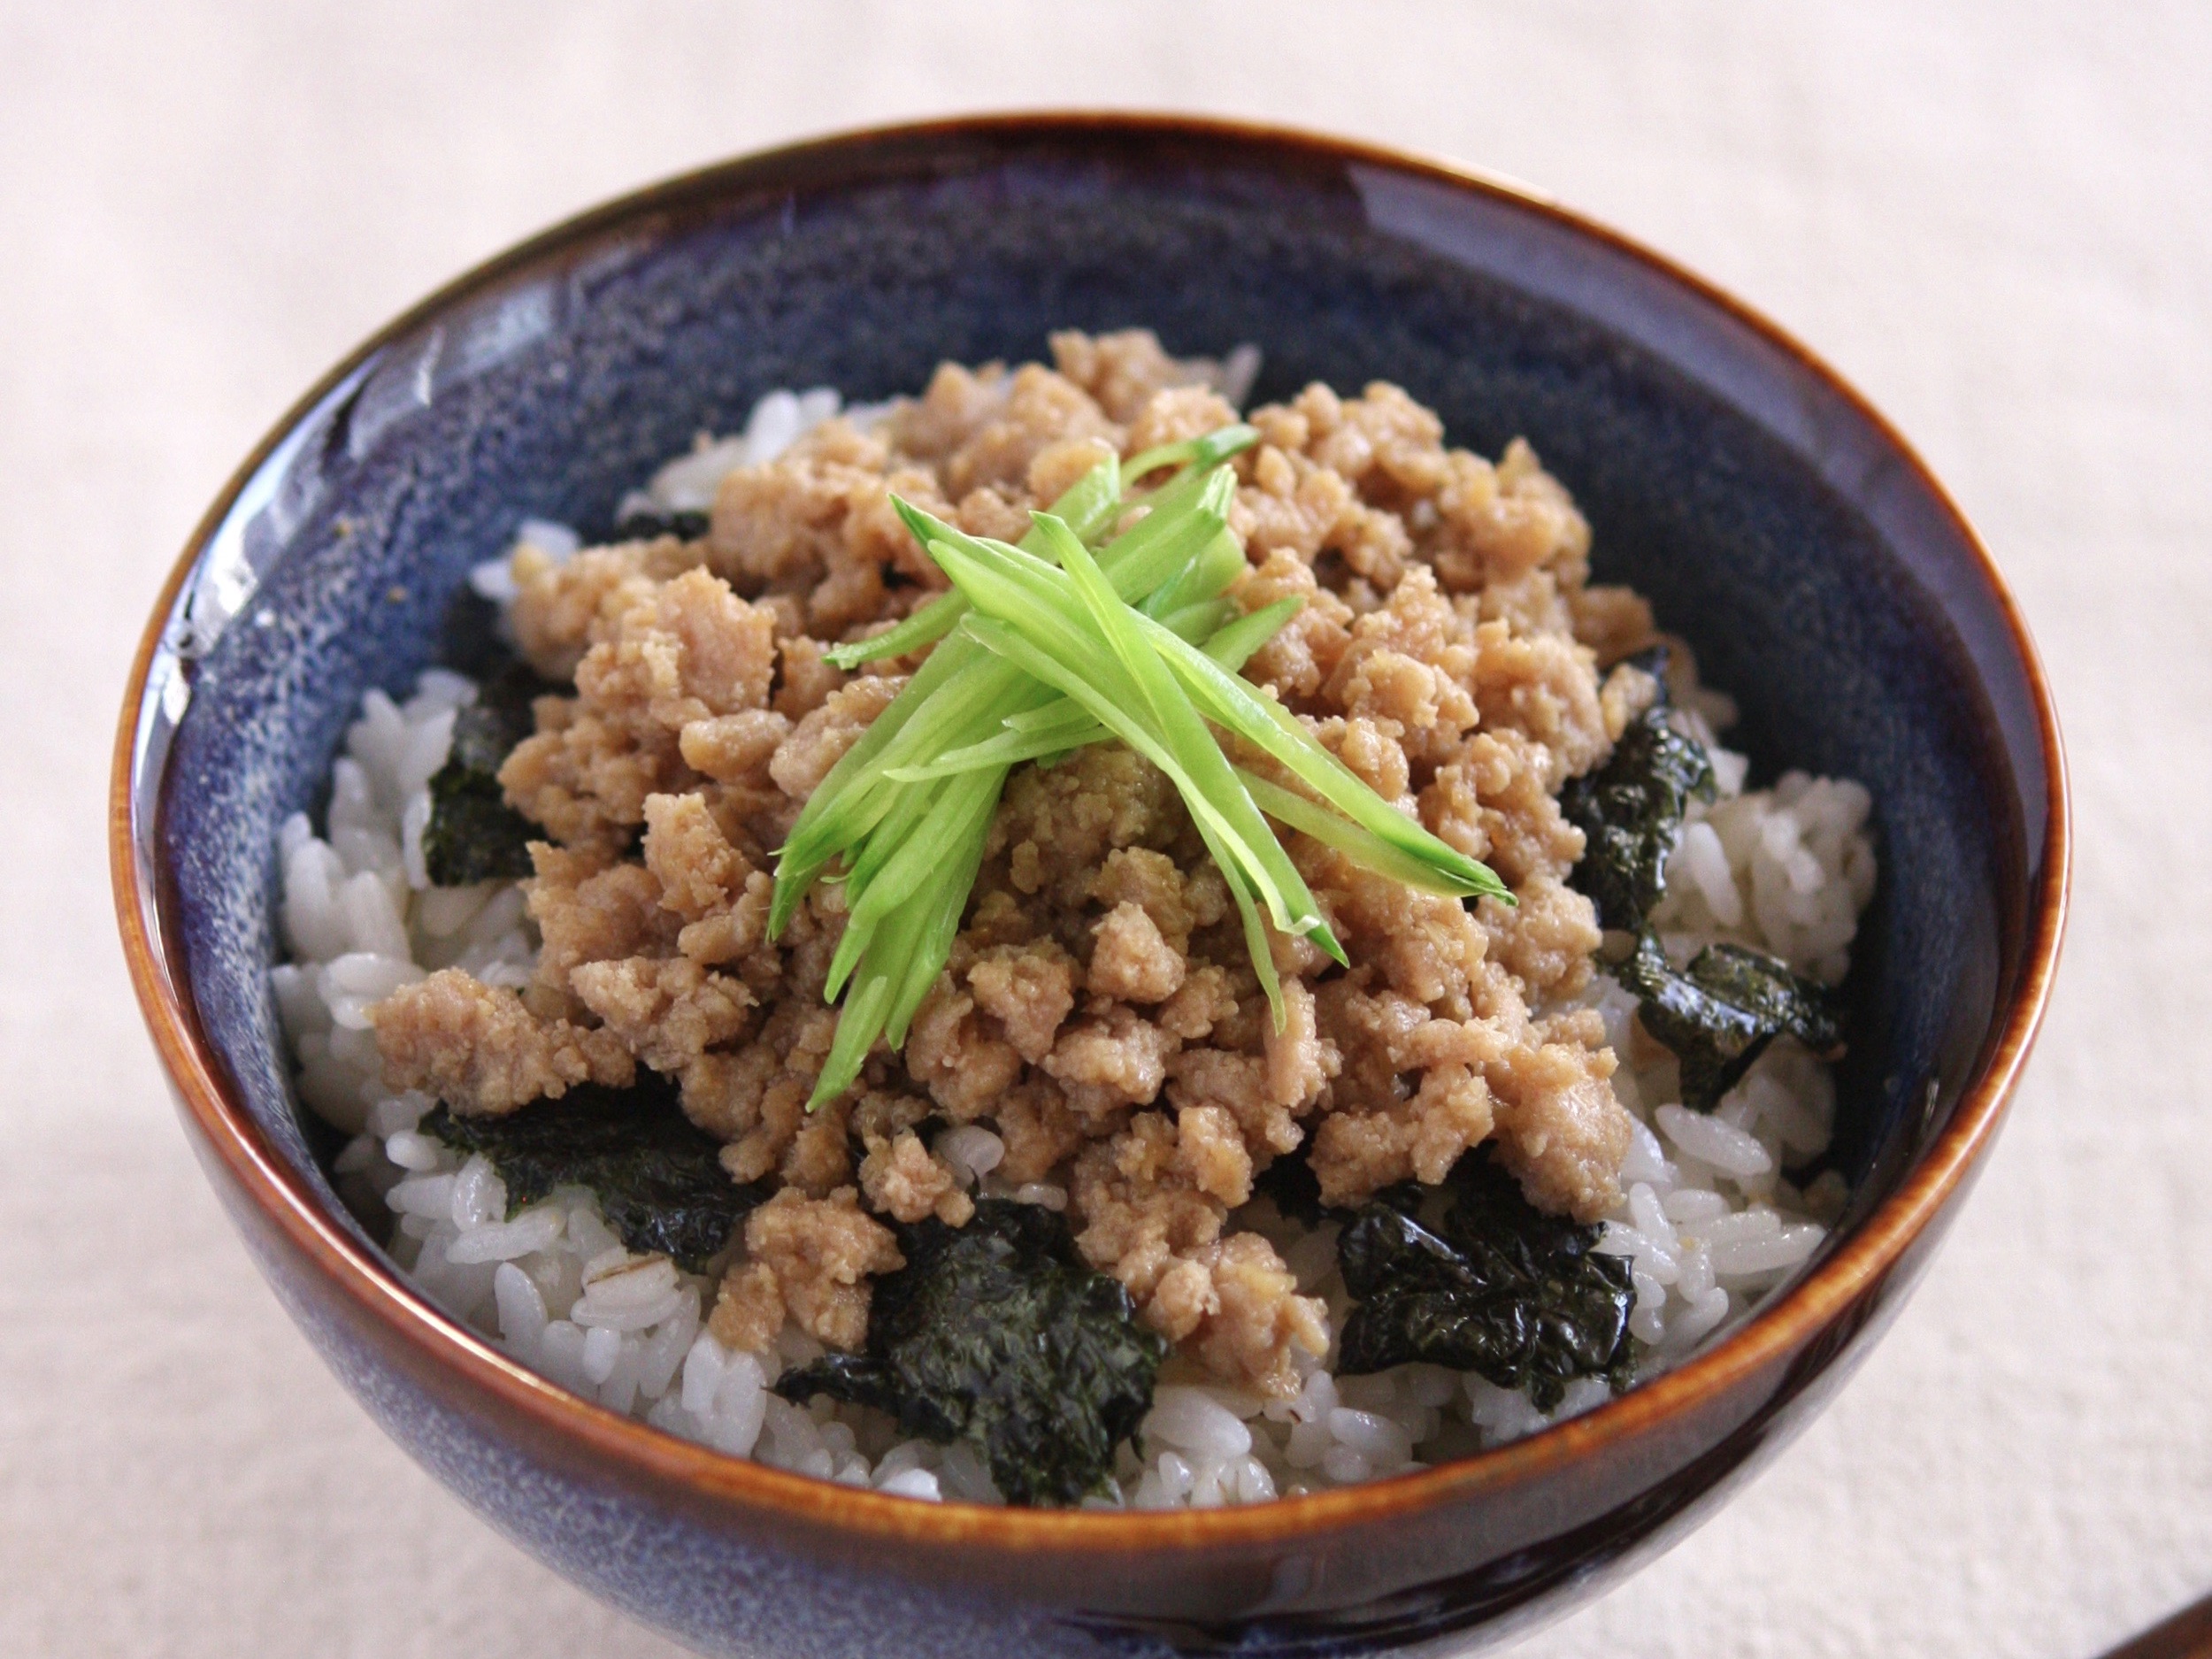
left=275, top=385, right=1876, bottom=1507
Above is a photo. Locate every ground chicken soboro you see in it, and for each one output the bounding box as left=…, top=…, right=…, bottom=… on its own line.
left=372, top=330, right=1654, bottom=1400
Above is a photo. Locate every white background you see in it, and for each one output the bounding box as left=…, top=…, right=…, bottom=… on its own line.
left=4, top=4, right=2208, bottom=1655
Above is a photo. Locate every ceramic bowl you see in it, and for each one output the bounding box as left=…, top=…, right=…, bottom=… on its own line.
left=112, top=114, right=2068, bottom=1657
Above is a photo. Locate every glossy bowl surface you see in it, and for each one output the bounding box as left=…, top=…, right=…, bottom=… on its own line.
left=113, top=113, right=2067, bottom=1658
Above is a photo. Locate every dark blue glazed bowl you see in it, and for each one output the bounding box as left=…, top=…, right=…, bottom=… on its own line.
left=114, top=115, right=2067, bottom=1657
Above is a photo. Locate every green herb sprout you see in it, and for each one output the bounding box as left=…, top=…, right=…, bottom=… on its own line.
left=767, top=426, right=1509, bottom=1109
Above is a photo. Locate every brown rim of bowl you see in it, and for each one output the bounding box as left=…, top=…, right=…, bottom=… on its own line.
left=111, top=110, right=2070, bottom=1553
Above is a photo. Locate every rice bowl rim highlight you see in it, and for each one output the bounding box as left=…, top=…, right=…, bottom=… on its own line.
left=111, top=111, right=2070, bottom=1548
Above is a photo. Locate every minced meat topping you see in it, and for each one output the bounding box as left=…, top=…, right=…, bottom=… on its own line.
left=371, top=330, right=1655, bottom=1397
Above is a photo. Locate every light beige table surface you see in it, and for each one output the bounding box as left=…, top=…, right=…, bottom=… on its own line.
left=4, top=4, right=2208, bottom=1655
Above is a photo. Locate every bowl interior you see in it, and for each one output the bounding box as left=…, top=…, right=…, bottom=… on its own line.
left=148, top=121, right=2048, bottom=1333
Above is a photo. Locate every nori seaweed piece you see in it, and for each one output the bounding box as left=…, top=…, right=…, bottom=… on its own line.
left=1256, top=1149, right=1428, bottom=1240
left=419, top=1074, right=764, bottom=1271
left=437, top=585, right=513, bottom=680
left=775, top=1201, right=1167, bottom=1506
left=1560, top=647, right=1717, bottom=931
left=1253, top=1145, right=1329, bottom=1225
left=1253, top=1148, right=1425, bottom=1228
left=613, top=507, right=710, bottom=542
left=1336, top=1151, right=1635, bottom=1409
left=1612, top=930, right=1846, bottom=1111
left=420, top=657, right=561, bottom=887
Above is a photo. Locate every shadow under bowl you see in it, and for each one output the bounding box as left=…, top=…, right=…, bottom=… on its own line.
left=112, top=113, right=2067, bottom=1658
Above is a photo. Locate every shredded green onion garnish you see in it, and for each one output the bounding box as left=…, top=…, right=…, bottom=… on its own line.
left=768, top=426, right=1509, bottom=1110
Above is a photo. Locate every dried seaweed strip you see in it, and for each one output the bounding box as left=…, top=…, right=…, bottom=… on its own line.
left=1336, top=1153, right=1634, bottom=1409
left=421, top=657, right=560, bottom=887
left=1561, top=647, right=1716, bottom=932
left=776, top=1201, right=1165, bottom=1506
left=1613, top=931, right=1844, bottom=1111
left=421, top=1075, right=764, bottom=1271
